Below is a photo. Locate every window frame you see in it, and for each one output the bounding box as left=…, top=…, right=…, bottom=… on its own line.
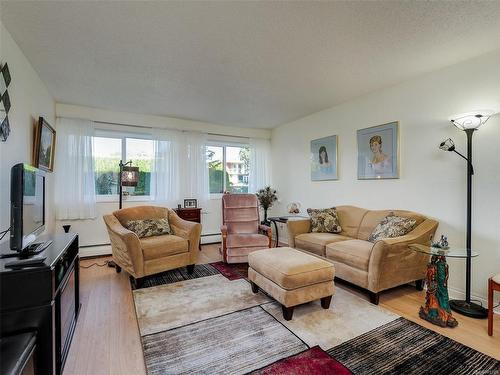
left=93, top=129, right=154, bottom=203
left=206, top=141, right=250, bottom=199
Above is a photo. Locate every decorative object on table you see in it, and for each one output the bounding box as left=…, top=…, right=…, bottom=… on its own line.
left=255, top=186, right=277, bottom=223
left=0, top=63, right=11, bottom=142
left=439, top=110, right=496, bottom=319
left=177, top=204, right=182, bottom=209
left=287, top=202, right=301, bottom=215
left=419, top=254, right=458, bottom=328
left=306, top=207, right=342, bottom=234
left=431, top=234, right=449, bottom=249
left=184, top=198, right=197, bottom=208
left=357, top=121, right=399, bottom=179
left=62, top=225, right=71, bottom=233
left=310, top=135, right=338, bottom=181
left=488, top=274, right=500, bottom=336
left=33, top=117, right=57, bottom=172
left=118, top=160, right=139, bottom=209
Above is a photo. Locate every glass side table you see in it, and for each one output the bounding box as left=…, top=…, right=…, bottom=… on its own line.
left=409, top=244, right=479, bottom=328
left=265, top=216, right=308, bottom=247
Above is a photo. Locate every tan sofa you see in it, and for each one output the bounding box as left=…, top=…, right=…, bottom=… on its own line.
left=287, top=205, right=438, bottom=304
left=103, top=206, right=202, bottom=287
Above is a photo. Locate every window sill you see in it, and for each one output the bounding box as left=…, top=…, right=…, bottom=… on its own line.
left=96, top=196, right=152, bottom=204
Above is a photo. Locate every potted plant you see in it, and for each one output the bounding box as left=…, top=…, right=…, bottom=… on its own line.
left=256, top=186, right=278, bottom=223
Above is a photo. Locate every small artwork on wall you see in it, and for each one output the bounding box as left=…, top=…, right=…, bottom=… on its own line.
left=34, top=117, right=56, bottom=172
left=357, top=121, right=399, bottom=179
left=310, top=135, right=338, bottom=181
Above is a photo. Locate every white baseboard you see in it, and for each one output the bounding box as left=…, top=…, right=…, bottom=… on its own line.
left=79, top=245, right=111, bottom=258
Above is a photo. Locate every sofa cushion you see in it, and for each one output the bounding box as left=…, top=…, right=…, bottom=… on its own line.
left=226, top=233, right=269, bottom=248
left=335, top=205, right=369, bottom=238
left=357, top=210, right=425, bottom=241
left=140, top=235, right=188, bottom=260
left=307, top=207, right=342, bottom=233
left=295, top=232, right=351, bottom=256
left=125, top=218, right=171, bottom=238
left=248, top=247, right=334, bottom=290
left=325, top=239, right=374, bottom=271
left=368, top=214, right=417, bottom=242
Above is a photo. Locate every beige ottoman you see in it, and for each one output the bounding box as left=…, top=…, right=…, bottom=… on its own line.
left=248, top=247, right=335, bottom=320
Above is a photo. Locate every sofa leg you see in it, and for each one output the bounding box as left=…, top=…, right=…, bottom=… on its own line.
left=321, top=295, right=332, bottom=309
left=415, top=279, right=425, bottom=291
left=133, top=277, right=144, bottom=289
left=369, top=291, right=380, bottom=305
left=250, top=281, right=259, bottom=293
left=186, top=264, right=195, bottom=274
left=115, top=265, right=122, bottom=273
left=282, top=305, right=294, bottom=321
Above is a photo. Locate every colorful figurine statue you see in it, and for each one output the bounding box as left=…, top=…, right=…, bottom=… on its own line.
left=419, top=255, right=458, bottom=328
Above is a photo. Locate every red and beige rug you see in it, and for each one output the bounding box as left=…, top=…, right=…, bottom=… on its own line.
left=132, top=264, right=500, bottom=375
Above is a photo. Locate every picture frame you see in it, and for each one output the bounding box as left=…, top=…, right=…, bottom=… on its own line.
left=34, top=117, right=57, bottom=172
left=357, top=121, right=399, bottom=180
left=310, top=135, right=338, bottom=181
left=1, top=63, right=11, bottom=87
left=1, top=116, right=10, bottom=142
left=184, top=198, right=197, bottom=208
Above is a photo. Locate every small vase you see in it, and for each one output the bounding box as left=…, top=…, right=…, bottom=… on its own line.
left=62, top=225, right=71, bottom=233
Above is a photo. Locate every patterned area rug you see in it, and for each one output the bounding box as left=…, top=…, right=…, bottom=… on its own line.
left=130, top=264, right=220, bottom=290
left=211, top=261, right=249, bottom=280
left=142, top=306, right=307, bottom=375
left=327, top=317, right=500, bottom=375
left=249, top=346, right=352, bottom=375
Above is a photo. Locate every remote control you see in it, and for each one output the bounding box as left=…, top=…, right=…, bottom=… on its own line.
left=5, top=256, right=47, bottom=269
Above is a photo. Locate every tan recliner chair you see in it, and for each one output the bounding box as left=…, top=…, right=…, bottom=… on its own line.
left=103, top=206, right=201, bottom=287
left=221, top=194, right=272, bottom=263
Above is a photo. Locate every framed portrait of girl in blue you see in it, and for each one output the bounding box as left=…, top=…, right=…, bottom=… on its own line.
left=311, top=135, right=338, bottom=181
left=357, top=121, right=399, bottom=179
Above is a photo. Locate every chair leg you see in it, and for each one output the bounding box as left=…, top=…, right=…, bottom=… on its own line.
left=250, top=281, right=259, bottom=293
left=321, top=295, right=332, bottom=309
left=186, top=264, right=195, bottom=274
left=282, top=305, right=294, bottom=321
left=115, top=265, right=122, bottom=273
left=369, top=291, right=380, bottom=305
left=415, top=279, right=424, bottom=291
left=133, top=277, right=144, bottom=289
left=488, top=278, right=493, bottom=336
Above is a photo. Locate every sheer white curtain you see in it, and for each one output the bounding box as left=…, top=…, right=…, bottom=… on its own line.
left=55, top=117, right=96, bottom=220
left=183, top=132, right=209, bottom=208
left=150, top=128, right=182, bottom=207
left=248, top=138, right=272, bottom=193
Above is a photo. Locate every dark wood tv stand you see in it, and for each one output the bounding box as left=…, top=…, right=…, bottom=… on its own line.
left=0, top=233, right=80, bottom=375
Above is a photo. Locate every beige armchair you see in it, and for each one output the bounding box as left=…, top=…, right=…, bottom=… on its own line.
left=103, top=206, right=201, bottom=287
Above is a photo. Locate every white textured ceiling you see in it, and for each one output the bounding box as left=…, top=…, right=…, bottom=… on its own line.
left=2, top=1, right=500, bottom=128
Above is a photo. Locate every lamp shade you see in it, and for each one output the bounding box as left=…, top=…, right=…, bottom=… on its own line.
left=450, top=110, right=494, bottom=130
left=121, top=166, right=139, bottom=187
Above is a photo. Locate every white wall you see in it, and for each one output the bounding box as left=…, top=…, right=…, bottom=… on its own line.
left=55, top=104, right=271, bottom=254
left=271, top=49, right=500, bottom=302
left=0, top=21, right=55, bottom=245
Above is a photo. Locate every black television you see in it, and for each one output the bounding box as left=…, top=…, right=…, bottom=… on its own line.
left=10, top=163, right=46, bottom=251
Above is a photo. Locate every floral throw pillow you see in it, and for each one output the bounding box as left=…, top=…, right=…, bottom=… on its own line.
left=125, top=218, right=171, bottom=238
left=307, top=207, right=342, bottom=233
left=368, top=214, right=417, bottom=243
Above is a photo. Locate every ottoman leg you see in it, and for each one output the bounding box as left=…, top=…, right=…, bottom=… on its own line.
left=282, top=305, right=294, bottom=321
left=250, top=281, right=259, bottom=293
left=321, top=295, right=332, bottom=309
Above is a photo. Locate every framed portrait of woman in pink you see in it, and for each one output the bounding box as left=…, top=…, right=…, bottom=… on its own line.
left=357, top=122, right=399, bottom=179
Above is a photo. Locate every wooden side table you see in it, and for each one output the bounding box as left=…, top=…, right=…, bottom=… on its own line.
left=174, top=208, right=202, bottom=250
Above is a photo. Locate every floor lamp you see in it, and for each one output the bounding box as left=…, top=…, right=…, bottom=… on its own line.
left=108, top=160, right=139, bottom=269
left=439, top=110, right=494, bottom=319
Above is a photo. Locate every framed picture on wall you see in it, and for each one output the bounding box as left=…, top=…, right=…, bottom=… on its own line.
left=357, top=121, right=399, bottom=179
left=34, top=117, right=57, bottom=172
left=310, top=135, right=338, bottom=181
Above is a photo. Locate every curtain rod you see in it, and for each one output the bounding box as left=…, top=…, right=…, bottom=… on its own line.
left=93, top=120, right=251, bottom=140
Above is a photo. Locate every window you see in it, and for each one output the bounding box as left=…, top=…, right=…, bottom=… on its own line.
left=93, top=133, right=154, bottom=200
left=207, top=144, right=249, bottom=195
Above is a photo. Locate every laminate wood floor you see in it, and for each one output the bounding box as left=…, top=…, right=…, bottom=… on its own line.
left=64, top=244, right=500, bottom=375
